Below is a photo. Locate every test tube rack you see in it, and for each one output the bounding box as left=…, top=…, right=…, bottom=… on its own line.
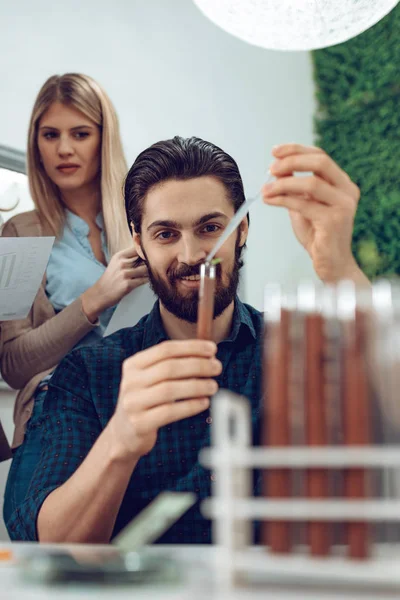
left=200, top=280, right=400, bottom=591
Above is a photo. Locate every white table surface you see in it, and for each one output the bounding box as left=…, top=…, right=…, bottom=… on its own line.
left=0, top=543, right=396, bottom=600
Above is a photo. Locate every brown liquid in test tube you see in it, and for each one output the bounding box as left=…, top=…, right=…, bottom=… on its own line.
left=305, top=313, right=331, bottom=557
left=342, top=310, right=371, bottom=559
left=197, top=262, right=216, bottom=340
left=262, top=309, right=292, bottom=553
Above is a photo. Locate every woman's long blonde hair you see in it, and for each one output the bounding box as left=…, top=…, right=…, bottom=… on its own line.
left=27, top=73, right=132, bottom=255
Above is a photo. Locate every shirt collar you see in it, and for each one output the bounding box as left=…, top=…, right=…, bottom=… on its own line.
left=223, top=296, right=257, bottom=343
left=141, top=296, right=257, bottom=350
left=65, top=209, right=104, bottom=237
left=95, top=212, right=105, bottom=230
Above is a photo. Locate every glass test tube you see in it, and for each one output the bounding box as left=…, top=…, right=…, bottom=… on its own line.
left=339, top=285, right=371, bottom=560
left=197, top=262, right=216, bottom=341
left=304, top=309, right=331, bottom=556
left=262, top=285, right=292, bottom=553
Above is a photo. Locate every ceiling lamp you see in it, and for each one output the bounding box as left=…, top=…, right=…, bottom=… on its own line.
left=192, top=0, right=399, bottom=51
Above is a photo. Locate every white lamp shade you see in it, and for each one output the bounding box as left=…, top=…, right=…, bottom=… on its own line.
left=192, top=0, right=399, bottom=51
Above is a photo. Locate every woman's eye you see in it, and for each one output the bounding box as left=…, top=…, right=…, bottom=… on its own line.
left=74, top=131, right=89, bottom=140
left=43, top=132, right=57, bottom=140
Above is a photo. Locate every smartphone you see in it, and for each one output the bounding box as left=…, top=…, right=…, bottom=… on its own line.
left=19, top=548, right=180, bottom=585
left=19, top=492, right=195, bottom=586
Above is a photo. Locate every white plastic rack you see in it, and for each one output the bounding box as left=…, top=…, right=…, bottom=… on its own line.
left=200, top=390, right=400, bottom=591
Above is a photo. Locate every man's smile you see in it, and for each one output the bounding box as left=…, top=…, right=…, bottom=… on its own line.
left=178, top=277, right=201, bottom=290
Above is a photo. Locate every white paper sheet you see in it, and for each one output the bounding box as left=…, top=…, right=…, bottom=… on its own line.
left=104, top=283, right=156, bottom=337
left=0, top=236, right=54, bottom=320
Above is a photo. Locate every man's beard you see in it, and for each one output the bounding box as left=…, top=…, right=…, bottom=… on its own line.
left=143, top=240, right=242, bottom=324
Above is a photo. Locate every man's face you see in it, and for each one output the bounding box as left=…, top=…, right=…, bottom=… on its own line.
left=133, top=176, right=248, bottom=323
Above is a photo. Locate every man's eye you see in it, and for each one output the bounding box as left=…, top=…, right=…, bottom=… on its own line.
left=156, top=231, right=175, bottom=240
left=202, top=224, right=221, bottom=234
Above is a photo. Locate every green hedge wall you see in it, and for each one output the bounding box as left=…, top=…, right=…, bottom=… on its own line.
left=312, top=5, right=400, bottom=279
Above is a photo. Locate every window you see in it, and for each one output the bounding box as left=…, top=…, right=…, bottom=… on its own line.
left=0, top=145, right=33, bottom=224
left=0, top=147, right=34, bottom=388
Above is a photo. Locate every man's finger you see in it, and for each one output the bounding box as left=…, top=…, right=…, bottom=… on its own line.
left=270, top=153, right=353, bottom=193
left=139, top=356, right=222, bottom=388
left=134, top=378, right=218, bottom=409
left=143, top=398, right=210, bottom=431
left=264, top=193, right=332, bottom=222
left=263, top=176, right=354, bottom=209
left=272, top=143, right=325, bottom=158
left=124, top=340, right=217, bottom=371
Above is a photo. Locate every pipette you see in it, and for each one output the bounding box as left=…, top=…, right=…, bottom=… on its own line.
left=206, top=172, right=273, bottom=263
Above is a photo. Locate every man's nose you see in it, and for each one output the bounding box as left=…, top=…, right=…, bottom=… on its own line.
left=177, top=236, right=207, bottom=265
left=57, top=134, right=74, bottom=157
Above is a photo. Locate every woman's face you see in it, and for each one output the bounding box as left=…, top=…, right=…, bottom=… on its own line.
left=37, top=101, right=101, bottom=194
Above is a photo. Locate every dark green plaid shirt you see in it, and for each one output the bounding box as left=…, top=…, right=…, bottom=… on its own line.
left=8, top=298, right=263, bottom=542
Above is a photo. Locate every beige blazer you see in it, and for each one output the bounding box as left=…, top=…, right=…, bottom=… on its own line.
left=0, top=330, right=11, bottom=462
left=0, top=422, right=11, bottom=462
left=0, top=238, right=11, bottom=462
left=0, top=210, right=97, bottom=449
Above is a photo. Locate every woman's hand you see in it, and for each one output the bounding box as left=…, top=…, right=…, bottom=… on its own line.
left=81, top=247, right=148, bottom=322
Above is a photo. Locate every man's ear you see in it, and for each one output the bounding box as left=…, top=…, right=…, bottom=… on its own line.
left=239, top=216, right=249, bottom=247
left=131, top=222, right=145, bottom=260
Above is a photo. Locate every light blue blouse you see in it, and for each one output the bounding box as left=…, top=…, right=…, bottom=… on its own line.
left=45, top=209, right=115, bottom=352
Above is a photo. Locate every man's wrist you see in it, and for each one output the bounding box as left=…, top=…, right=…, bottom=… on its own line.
left=340, top=259, right=370, bottom=286
left=104, top=417, right=141, bottom=468
left=320, top=255, right=370, bottom=286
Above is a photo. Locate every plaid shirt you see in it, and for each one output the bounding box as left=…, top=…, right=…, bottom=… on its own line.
left=8, top=298, right=263, bottom=543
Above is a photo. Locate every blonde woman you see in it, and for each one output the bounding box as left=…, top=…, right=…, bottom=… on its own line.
left=2, top=73, right=148, bottom=524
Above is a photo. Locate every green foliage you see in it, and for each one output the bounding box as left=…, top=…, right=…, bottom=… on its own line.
left=312, top=4, right=400, bottom=278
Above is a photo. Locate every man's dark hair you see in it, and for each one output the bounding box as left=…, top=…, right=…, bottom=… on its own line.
left=124, top=136, right=248, bottom=234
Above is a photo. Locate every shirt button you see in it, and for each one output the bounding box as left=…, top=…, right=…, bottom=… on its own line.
left=206, top=416, right=213, bottom=425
